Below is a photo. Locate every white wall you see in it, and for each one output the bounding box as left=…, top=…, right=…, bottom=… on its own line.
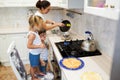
left=0, top=7, right=28, bottom=28
left=0, top=7, right=63, bottom=28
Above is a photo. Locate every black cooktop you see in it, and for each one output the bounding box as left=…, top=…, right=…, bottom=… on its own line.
left=55, top=39, right=102, bottom=58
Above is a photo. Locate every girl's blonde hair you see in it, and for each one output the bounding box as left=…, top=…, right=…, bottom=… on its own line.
left=28, top=15, right=43, bottom=31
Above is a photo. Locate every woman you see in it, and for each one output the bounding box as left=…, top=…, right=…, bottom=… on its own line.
left=35, top=0, right=64, bottom=30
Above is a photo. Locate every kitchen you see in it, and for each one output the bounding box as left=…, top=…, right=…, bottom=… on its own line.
left=0, top=0, right=120, bottom=80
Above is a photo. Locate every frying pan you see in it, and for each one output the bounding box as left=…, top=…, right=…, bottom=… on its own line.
left=59, top=20, right=71, bottom=32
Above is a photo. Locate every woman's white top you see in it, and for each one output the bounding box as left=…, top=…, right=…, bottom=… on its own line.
left=27, top=31, right=42, bottom=55
left=35, top=11, right=45, bottom=21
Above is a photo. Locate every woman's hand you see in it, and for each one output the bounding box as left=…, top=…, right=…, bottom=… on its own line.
left=55, top=22, right=65, bottom=27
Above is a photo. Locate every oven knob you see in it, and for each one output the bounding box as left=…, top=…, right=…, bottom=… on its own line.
left=64, top=40, right=69, bottom=46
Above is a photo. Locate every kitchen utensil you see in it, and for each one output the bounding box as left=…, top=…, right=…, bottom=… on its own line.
left=61, top=32, right=71, bottom=40
left=81, top=31, right=96, bottom=52
left=59, top=20, right=71, bottom=32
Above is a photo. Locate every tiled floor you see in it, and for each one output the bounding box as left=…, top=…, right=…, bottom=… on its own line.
left=0, top=64, right=30, bottom=80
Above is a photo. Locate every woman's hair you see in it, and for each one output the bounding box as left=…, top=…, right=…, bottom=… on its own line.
left=36, top=0, right=50, bottom=9
left=28, top=15, right=43, bottom=31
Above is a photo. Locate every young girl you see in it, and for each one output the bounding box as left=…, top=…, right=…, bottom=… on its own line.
left=27, top=15, right=45, bottom=80
left=38, top=28, right=49, bottom=74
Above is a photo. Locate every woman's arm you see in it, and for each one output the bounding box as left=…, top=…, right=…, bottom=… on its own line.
left=43, top=21, right=64, bottom=30
left=45, top=19, right=55, bottom=24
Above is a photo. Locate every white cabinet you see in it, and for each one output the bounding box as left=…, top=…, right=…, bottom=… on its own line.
left=0, top=35, right=7, bottom=62
left=4, top=0, right=22, bottom=7
left=0, top=0, right=36, bottom=7
left=0, top=33, right=29, bottom=65
left=0, top=0, right=61, bottom=7
left=59, top=0, right=84, bottom=9
left=48, top=0, right=60, bottom=7
left=21, top=0, right=36, bottom=7
left=0, top=1, right=4, bottom=7
left=84, top=0, right=120, bottom=20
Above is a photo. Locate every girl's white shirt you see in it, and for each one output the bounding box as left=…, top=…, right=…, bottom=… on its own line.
left=27, top=31, right=42, bottom=55
left=34, top=11, right=45, bottom=21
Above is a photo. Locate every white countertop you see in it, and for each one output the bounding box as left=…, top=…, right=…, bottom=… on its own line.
left=47, top=30, right=112, bottom=80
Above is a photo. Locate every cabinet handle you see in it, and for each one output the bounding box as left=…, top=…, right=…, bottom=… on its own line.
left=110, top=5, right=115, bottom=8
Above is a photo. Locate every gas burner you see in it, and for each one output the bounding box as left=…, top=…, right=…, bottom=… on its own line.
left=55, top=40, right=102, bottom=58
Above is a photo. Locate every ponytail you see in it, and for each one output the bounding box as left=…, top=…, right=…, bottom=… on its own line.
left=28, top=15, right=43, bottom=31
left=36, top=0, right=50, bottom=9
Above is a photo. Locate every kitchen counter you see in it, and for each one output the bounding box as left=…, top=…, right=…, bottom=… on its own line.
left=47, top=30, right=112, bottom=80
left=0, top=27, right=112, bottom=79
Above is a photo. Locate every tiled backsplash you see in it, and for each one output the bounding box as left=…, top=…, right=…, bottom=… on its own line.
left=0, top=7, right=118, bottom=57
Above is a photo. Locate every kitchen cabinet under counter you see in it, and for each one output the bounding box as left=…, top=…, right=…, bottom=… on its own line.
left=0, top=27, right=29, bottom=65
left=47, top=31, right=112, bottom=80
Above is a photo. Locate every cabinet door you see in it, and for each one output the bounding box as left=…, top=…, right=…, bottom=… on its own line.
left=6, top=34, right=29, bottom=61
left=48, top=0, right=60, bottom=7
left=59, top=0, right=84, bottom=9
left=59, top=0, right=68, bottom=8
left=4, top=0, right=22, bottom=7
left=1, top=0, right=36, bottom=7
left=0, top=1, right=4, bottom=7
left=0, top=33, right=29, bottom=64
left=0, top=35, right=7, bottom=62
left=110, top=0, right=120, bottom=10
left=21, top=0, right=36, bottom=7
left=84, top=0, right=120, bottom=20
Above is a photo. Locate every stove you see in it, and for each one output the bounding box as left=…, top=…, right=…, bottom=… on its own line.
left=55, top=39, right=102, bottom=58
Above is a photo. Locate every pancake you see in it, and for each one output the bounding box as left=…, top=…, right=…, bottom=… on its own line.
left=81, top=72, right=102, bottom=80
left=62, top=58, right=81, bottom=69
